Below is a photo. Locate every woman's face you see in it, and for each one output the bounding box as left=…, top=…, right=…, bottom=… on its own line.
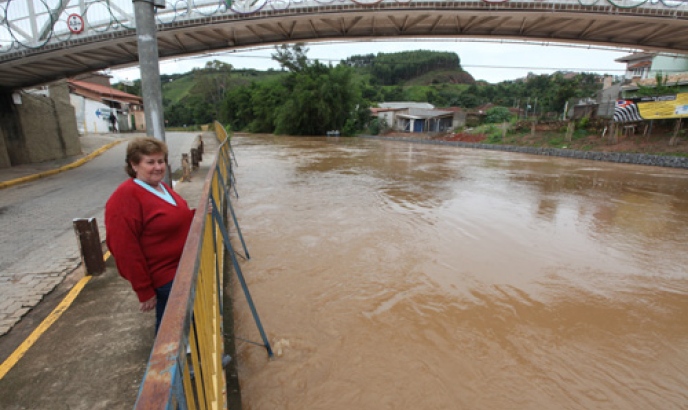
left=133, top=152, right=166, bottom=187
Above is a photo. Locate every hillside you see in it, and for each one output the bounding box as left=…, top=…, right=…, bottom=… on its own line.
left=110, top=49, right=606, bottom=132
left=404, top=69, right=475, bottom=86
left=162, top=68, right=286, bottom=104
left=159, top=51, right=475, bottom=105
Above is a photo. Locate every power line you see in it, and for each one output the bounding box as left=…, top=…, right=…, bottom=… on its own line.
left=117, top=39, right=688, bottom=83
left=163, top=52, right=627, bottom=73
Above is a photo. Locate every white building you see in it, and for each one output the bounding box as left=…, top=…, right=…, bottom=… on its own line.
left=68, top=76, right=145, bottom=134
left=373, top=102, right=463, bottom=133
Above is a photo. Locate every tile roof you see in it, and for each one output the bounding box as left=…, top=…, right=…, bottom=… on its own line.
left=68, top=79, right=142, bottom=103
left=628, top=61, right=652, bottom=69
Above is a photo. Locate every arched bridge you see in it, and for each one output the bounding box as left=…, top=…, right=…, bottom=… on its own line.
left=1, top=0, right=687, bottom=89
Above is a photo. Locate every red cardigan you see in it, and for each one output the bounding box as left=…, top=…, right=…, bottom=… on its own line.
left=105, top=179, right=194, bottom=303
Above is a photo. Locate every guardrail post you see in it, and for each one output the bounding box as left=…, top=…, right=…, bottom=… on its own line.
left=72, top=218, right=105, bottom=275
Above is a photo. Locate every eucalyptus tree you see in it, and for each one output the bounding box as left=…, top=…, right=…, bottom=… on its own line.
left=271, top=43, right=363, bottom=135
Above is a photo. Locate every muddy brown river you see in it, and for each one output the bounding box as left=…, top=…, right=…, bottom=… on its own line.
left=230, top=135, right=688, bottom=410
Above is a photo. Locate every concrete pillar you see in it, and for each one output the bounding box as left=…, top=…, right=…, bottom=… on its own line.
left=0, top=126, right=11, bottom=169
left=133, top=0, right=171, bottom=186
left=0, top=91, right=24, bottom=167
left=49, top=80, right=70, bottom=103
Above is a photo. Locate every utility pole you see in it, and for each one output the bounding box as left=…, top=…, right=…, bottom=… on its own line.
left=133, top=0, right=171, bottom=186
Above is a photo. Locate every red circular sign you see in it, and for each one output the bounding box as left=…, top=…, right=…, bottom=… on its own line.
left=67, top=14, right=84, bottom=34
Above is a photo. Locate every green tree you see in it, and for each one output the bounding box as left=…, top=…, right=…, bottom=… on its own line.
left=220, top=86, right=253, bottom=131
left=485, top=106, right=513, bottom=123
left=636, top=73, right=680, bottom=97
left=370, top=50, right=462, bottom=85
left=191, top=60, right=233, bottom=122
left=267, top=44, right=363, bottom=135
left=113, top=79, right=141, bottom=96
left=249, top=79, right=287, bottom=133
left=271, top=43, right=310, bottom=72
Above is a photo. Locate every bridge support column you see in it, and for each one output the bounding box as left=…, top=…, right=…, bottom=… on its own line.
left=0, top=83, right=79, bottom=169
left=0, top=92, right=18, bottom=168
left=133, top=0, right=170, bottom=185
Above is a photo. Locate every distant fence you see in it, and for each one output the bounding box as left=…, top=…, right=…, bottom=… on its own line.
left=134, top=122, right=272, bottom=409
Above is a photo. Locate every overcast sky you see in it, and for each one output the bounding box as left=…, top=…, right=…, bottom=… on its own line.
left=110, top=39, right=634, bottom=84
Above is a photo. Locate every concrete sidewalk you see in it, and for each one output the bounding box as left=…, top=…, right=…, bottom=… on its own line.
left=0, top=132, right=220, bottom=409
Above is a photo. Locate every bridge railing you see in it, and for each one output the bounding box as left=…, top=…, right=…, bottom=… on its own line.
left=1, top=0, right=686, bottom=53
left=133, top=121, right=272, bottom=410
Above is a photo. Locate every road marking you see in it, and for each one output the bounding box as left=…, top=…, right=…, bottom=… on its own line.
left=0, top=252, right=110, bottom=379
left=0, top=140, right=121, bottom=190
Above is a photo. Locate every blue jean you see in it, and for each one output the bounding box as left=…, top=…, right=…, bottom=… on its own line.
left=154, top=281, right=174, bottom=334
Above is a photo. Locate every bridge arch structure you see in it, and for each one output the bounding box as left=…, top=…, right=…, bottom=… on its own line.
left=1, top=0, right=687, bottom=89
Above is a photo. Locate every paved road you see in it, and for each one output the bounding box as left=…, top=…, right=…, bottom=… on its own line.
left=0, top=132, right=201, bottom=335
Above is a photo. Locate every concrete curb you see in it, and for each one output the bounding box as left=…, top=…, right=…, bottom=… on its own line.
left=0, top=140, right=122, bottom=190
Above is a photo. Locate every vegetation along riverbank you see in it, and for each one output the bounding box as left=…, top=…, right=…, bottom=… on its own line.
left=114, top=44, right=687, bottom=166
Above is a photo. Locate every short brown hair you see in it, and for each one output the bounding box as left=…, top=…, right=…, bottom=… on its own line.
left=125, top=137, right=169, bottom=178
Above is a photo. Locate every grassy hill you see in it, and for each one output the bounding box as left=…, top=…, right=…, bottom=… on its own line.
left=162, top=75, right=196, bottom=104
left=160, top=50, right=475, bottom=105
left=162, top=68, right=286, bottom=104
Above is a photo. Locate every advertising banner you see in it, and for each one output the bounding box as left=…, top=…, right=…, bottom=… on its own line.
left=614, top=93, right=688, bottom=122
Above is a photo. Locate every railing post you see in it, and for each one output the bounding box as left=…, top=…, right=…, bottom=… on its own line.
left=210, top=195, right=273, bottom=358
left=72, top=218, right=105, bottom=276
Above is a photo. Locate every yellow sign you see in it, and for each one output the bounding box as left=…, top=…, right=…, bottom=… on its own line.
left=637, top=93, right=688, bottom=120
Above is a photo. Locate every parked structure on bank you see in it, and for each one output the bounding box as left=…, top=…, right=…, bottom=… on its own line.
left=373, top=102, right=466, bottom=133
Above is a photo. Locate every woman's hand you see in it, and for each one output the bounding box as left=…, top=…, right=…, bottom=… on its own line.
left=140, top=296, right=157, bottom=312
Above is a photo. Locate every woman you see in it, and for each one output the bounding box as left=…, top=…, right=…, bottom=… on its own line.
left=105, top=137, right=194, bottom=333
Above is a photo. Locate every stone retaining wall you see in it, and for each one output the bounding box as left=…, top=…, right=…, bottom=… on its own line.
left=364, top=136, right=688, bottom=169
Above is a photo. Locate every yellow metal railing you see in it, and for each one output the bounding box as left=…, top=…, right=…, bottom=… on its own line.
left=134, top=122, right=271, bottom=410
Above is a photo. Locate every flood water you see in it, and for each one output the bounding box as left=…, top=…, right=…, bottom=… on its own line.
left=230, top=135, right=688, bottom=410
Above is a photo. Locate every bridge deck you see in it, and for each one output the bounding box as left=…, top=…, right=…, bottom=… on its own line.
left=1, top=0, right=687, bottom=89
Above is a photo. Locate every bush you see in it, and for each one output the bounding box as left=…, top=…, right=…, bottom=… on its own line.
left=484, top=124, right=503, bottom=143
left=368, top=118, right=387, bottom=135
left=342, top=119, right=357, bottom=136
left=548, top=136, right=565, bottom=147
left=576, top=117, right=589, bottom=129
left=572, top=129, right=588, bottom=140
left=485, top=106, right=513, bottom=124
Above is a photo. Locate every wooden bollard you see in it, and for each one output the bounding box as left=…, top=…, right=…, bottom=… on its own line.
left=191, top=148, right=200, bottom=169
left=197, top=134, right=204, bottom=154
left=73, top=218, right=105, bottom=276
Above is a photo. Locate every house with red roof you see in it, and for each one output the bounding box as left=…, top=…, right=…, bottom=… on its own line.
left=614, top=52, right=688, bottom=85
left=68, top=74, right=145, bottom=134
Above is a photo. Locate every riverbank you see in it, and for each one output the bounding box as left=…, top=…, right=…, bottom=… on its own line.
left=371, top=126, right=688, bottom=169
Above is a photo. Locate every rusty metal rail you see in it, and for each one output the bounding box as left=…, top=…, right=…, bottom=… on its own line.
left=134, top=121, right=272, bottom=410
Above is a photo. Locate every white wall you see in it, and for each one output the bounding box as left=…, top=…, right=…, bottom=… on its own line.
left=379, top=111, right=395, bottom=128
left=69, top=94, right=113, bottom=134
left=650, top=55, right=688, bottom=78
